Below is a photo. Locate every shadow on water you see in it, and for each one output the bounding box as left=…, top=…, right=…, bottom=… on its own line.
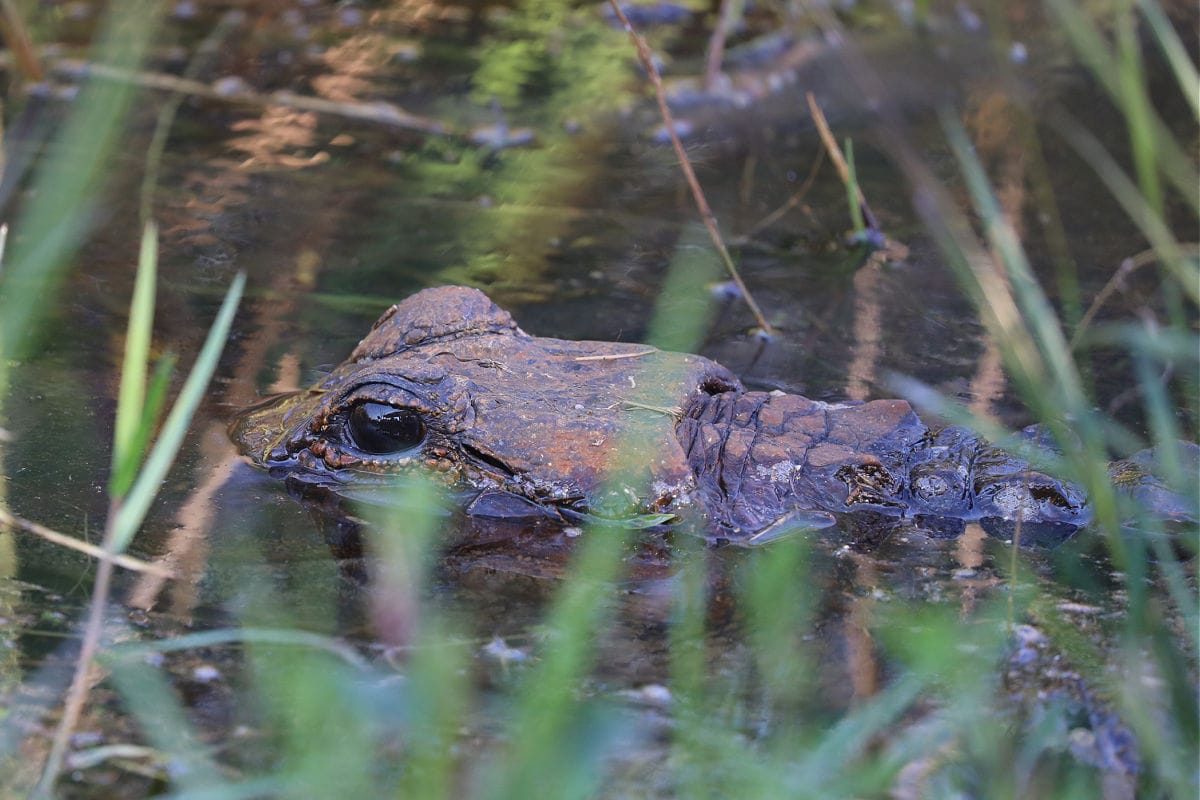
left=0, top=0, right=1195, bottom=796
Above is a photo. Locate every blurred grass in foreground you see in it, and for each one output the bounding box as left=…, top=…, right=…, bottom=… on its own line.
left=0, top=0, right=1195, bottom=798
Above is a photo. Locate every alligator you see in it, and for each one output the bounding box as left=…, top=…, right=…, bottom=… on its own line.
left=227, top=286, right=1124, bottom=544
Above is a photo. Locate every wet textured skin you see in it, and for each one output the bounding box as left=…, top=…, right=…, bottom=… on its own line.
left=231, top=286, right=1091, bottom=542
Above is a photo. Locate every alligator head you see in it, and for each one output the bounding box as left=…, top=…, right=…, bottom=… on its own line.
left=231, top=286, right=742, bottom=523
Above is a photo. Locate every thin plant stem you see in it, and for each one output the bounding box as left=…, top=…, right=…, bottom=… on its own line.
left=844, top=138, right=866, bottom=236
left=607, top=0, right=774, bottom=336
left=43, top=57, right=452, bottom=138
left=704, top=0, right=743, bottom=91
left=1048, top=110, right=1198, bottom=303
left=0, top=507, right=174, bottom=577
left=35, top=527, right=117, bottom=796
left=1071, top=244, right=1200, bottom=348
left=734, top=147, right=825, bottom=244
left=807, top=92, right=880, bottom=233
left=0, top=0, right=42, bottom=82
left=37, top=272, right=243, bottom=793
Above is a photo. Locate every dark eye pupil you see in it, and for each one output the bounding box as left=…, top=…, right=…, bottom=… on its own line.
left=348, top=402, right=426, bottom=455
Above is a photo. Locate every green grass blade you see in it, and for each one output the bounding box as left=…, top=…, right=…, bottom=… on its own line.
left=668, top=536, right=709, bottom=798
left=794, top=672, right=925, bottom=789
left=942, top=115, right=1089, bottom=417
left=0, top=0, right=163, bottom=374
left=1114, top=4, right=1162, bottom=215
left=109, top=272, right=245, bottom=553
left=845, top=137, right=865, bottom=237
left=645, top=224, right=722, bottom=351
left=369, top=482, right=474, bottom=800
left=107, top=657, right=224, bottom=789
left=105, top=626, right=369, bottom=670
left=493, top=524, right=630, bottom=799
left=1049, top=112, right=1199, bottom=304
left=112, top=353, right=178, bottom=498
left=1045, top=0, right=1199, bottom=214
left=1135, top=0, right=1200, bottom=118
left=110, top=221, right=158, bottom=495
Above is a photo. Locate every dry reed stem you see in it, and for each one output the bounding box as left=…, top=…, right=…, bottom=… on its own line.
left=0, top=507, right=175, bottom=577
left=806, top=91, right=880, bottom=233
left=36, top=499, right=121, bottom=796
left=733, top=148, right=826, bottom=244
left=574, top=349, right=658, bottom=361
left=607, top=0, right=774, bottom=336
left=0, top=0, right=43, bottom=82
left=1071, top=243, right=1200, bottom=348
left=39, top=58, right=452, bottom=136
left=704, top=0, right=735, bottom=91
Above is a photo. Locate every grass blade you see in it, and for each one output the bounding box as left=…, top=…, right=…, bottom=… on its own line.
left=1048, top=111, right=1199, bottom=304
left=844, top=137, right=867, bottom=238
left=1114, top=3, right=1161, bottom=215
left=107, top=656, right=224, bottom=789
left=1134, top=0, right=1199, bottom=118
left=110, top=221, right=158, bottom=495
left=0, top=0, right=163, bottom=385
left=1045, top=0, right=1198, bottom=214
left=114, top=353, right=178, bottom=498
left=106, top=626, right=370, bottom=670
left=109, top=272, right=245, bottom=553
left=941, top=113, right=1089, bottom=419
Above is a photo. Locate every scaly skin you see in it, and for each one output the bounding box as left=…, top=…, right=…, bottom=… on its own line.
left=230, top=286, right=1090, bottom=541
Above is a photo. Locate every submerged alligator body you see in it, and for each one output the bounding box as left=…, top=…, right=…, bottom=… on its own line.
left=232, top=286, right=1092, bottom=543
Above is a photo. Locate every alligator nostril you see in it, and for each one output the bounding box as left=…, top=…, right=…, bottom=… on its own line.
left=699, top=376, right=738, bottom=396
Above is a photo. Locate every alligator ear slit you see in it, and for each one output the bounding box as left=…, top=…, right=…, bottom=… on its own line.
left=461, top=442, right=515, bottom=476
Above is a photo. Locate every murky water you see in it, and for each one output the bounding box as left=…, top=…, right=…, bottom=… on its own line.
left=0, top=1, right=1194, bottom=796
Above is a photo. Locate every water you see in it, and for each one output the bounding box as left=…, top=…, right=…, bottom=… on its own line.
left=0, top=1, right=1194, bottom=796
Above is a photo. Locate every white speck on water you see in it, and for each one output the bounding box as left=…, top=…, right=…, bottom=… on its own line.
left=482, top=636, right=528, bottom=664
left=192, top=664, right=221, bottom=683
left=638, top=684, right=672, bottom=705
left=212, top=76, right=250, bottom=97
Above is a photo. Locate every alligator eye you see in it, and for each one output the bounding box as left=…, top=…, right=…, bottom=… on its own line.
left=347, top=402, right=426, bottom=455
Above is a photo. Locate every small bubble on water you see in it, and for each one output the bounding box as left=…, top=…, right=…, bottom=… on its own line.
left=709, top=281, right=741, bottom=300
left=637, top=684, right=671, bottom=705
left=212, top=76, right=250, bottom=97
left=192, top=664, right=222, bottom=683
left=482, top=636, right=528, bottom=664
left=751, top=327, right=776, bottom=344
